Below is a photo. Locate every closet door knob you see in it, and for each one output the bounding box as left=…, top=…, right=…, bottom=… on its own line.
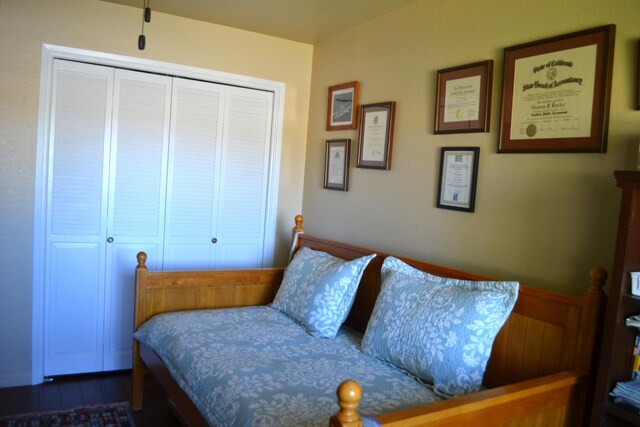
left=211, top=238, right=217, bottom=244
left=107, top=237, right=114, bottom=243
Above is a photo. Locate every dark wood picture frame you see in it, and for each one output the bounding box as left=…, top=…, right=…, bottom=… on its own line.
left=434, top=60, right=493, bottom=134
left=498, top=25, right=616, bottom=153
left=327, top=81, right=359, bottom=131
left=436, top=147, right=480, bottom=213
left=636, top=39, right=640, bottom=110
left=357, top=101, right=396, bottom=170
left=324, top=139, right=350, bottom=191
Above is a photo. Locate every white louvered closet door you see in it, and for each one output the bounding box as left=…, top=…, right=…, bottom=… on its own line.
left=44, top=60, right=113, bottom=376
left=41, top=58, right=278, bottom=377
left=163, top=78, right=225, bottom=270
left=103, top=69, right=172, bottom=370
left=216, top=86, right=274, bottom=268
left=163, top=81, right=274, bottom=270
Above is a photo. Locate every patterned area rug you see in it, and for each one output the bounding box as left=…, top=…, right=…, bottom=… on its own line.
left=0, top=402, right=136, bottom=427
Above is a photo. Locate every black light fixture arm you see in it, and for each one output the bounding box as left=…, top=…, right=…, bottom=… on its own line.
left=138, top=0, right=151, bottom=50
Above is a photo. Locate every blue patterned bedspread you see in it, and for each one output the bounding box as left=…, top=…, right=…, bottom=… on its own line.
left=134, top=306, right=442, bottom=426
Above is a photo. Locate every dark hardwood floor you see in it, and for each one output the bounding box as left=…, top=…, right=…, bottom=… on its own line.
left=0, top=370, right=181, bottom=426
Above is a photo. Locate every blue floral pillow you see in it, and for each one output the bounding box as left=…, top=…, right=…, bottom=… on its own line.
left=361, top=256, right=518, bottom=397
left=271, top=247, right=375, bottom=338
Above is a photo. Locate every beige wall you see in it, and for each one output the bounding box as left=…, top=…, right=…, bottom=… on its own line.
left=303, top=0, right=640, bottom=295
left=0, top=0, right=312, bottom=386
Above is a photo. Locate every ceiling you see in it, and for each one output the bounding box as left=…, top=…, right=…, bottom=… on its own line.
left=100, top=0, right=419, bottom=44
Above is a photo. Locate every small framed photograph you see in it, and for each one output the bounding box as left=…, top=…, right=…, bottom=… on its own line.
left=327, top=81, right=359, bottom=131
left=498, top=25, right=615, bottom=153
left=357, top=101, right=396, bottom=170
left=437, top=147, right=480, bottom=213
left=324, top=139, right=350, bottom=191
left=434, top=60, right=493, bottom=134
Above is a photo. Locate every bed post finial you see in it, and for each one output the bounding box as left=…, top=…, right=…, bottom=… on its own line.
left=589, top=266, right=607, bottom=292
left=329, top=379, right=363, bottom=427
left=292, top=214, right=304, bottom=240
left=137, top=251, right=147, bottom=270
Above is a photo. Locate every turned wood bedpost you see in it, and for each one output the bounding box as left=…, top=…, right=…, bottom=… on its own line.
left=292, top=214, right=304, bottom=242
left=132, top=251, right=148, bottom=411
left=576, top=266, right=607, bottom=376
left=329, top=380, right=363, bottom=427
left=577, top=266, right=607, bottom=423
left=290, top=215, right=305, bottom=262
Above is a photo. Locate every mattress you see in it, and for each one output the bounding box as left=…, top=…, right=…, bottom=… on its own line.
left=134, top=305, right=441, bottom=426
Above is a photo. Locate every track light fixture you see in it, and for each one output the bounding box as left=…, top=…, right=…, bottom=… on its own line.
left=138, top=0, right=151, bottom=50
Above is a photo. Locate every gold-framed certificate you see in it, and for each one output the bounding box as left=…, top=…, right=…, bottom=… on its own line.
left=434, top=60, right=493, bottom=134
left=498, top=25, right=615, bottom=153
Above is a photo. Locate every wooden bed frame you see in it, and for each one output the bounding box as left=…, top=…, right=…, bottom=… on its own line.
left=132, top=215, right=607, bottom=426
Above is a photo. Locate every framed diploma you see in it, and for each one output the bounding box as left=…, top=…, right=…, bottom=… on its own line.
left=327, top=81, right=359, bottom=131
left=434, top=60, right=493, bottom=134
left=357, top=101, right=396, bottom=170
left=324, top=139, right=350, bottom=191
left=498, top=25, right=615, bottom=153
left=437, top=147, right=480, bottom=213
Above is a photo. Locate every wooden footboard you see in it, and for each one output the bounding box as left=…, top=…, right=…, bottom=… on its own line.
left=132, top=215, right=606, bottom=426
left=332, top=371, right=585, bottom=426
left=132, top=251, right=283, bottom=410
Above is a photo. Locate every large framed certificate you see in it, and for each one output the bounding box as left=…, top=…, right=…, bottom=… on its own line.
left=436, top=147, right=480, bottom=213
left=357, top=102, right=396, bottom=170
left=498, top=25, right=615, bottom=153
left=434, top=60, right=493, bottom=134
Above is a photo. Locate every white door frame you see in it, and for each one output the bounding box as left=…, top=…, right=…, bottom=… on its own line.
left=32, top=44, right=285, bottom=384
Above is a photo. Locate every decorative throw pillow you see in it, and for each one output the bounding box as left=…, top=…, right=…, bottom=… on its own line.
left=271, top=247, right=376, bottom=338
left=361, top=256, right=519, bottom=397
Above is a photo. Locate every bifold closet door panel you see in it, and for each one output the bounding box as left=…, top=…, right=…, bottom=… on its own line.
left=163, top=78, right=225, bottom=270
left=41, top=58, right=280, bottom=376
left=163, top=82, right=275, bottom=270
left=216, top=86, right=274, bottom=269
left=44, top=60, right=114, bottom=376
left=103, top=69, right=172, bottom=370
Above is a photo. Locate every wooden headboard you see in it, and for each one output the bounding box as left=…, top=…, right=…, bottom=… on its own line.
left=294, top=232, right=607, bottom=388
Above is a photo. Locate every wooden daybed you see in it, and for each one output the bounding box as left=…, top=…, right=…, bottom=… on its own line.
left=132, top=215, right=607, bottom=426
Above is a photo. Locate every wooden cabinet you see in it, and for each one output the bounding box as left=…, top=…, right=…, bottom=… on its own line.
left=591, top=171, right=640, bottom=426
